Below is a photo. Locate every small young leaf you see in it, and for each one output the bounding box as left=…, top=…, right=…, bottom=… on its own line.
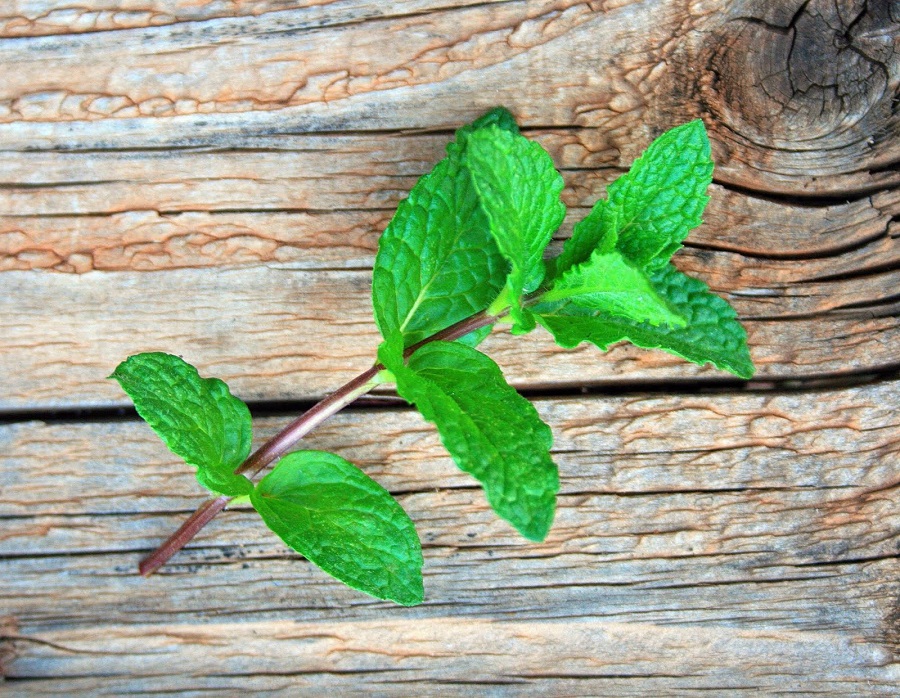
left=540, top=248, right=686, bottom=328
left=536, top=264, right=755, bottom=379
left=110, top=353, right=253, bottom=496
left=545, top=198, right=616, bottom=282
left=372, top=118, right=508, bottom=349
left=464, top=126, right=566, bottom=333
left=449, top=106, right=520, bottom=148
left=250, top=450, right=423, bottom=606
left=386, top=342, right=558, bottom=541
left=548, top=120, right=713, bottom=279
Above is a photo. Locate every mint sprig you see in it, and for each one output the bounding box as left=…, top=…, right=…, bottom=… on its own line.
left=112, top=108, right=754, bottom=605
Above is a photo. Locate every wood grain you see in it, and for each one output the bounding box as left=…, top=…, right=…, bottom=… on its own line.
left=0, top=1, right=896, bottom=193
left=2, top=382, right=899, bottom=691
left=2, top=0, right=899, bottom=692
left=3, top=382, right=899, bottom=521
left=1, top=0, right=898, bottom=410
left=3, top=263, right=900, bottom=410
left=4, top=618, right=897, bottom=695
left=0, top=0, right=512, bottom=38
left=1, top=176, right=898, bottom=409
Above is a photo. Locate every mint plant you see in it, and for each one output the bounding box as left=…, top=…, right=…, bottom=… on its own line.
left=112, top=108, right=753, bottom=606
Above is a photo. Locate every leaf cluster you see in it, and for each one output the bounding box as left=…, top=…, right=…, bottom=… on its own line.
left=112, top=109, right=753, bottom=605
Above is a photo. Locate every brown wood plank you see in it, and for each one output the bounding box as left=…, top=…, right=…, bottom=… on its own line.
left=2, top=256, right=899, bottom=409
left=2, top=145, right=897, bottom=251
left=4, top=546, right=898, bottom=633
left=0, top=0, right=512, bottom=38
left=0, top=1, right=896, bottom=195
left=3, top=381, right=898, bottom=520
left=2, top=0, right=899, bottom=693
left=1, top=159, right=898, bottom=409
left=2, top=381, right=898, bottom=690
left=4, top=617, right=897, bottom=695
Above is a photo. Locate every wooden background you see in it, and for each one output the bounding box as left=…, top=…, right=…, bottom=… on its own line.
left=2, top=0, right=899, bottom=693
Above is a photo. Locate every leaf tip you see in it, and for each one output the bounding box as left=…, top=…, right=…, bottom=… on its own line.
left=512, top=494, right=556, bottom=543
left=517, top=515, right=553, bottom=543
left=393, top=583, right=425, bottom=607
left=733, top=356, right=756, bottom=381
left=470, top=106, right=520, bottom=134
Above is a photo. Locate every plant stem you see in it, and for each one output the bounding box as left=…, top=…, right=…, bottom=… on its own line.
left=235, top=366, right=383, bottom=480
left=138, top=309, right=495, bottom=576
left=138, top=496, right=230, bottom=576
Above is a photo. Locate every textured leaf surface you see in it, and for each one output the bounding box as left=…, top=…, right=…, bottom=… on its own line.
left=372, top=118, right=507, bottom=348
left=388, top=342, right=558, bottom=541
left=251, top=450, right=423, bottom=606
left=464, top=126, right=566, bottom=332
left=455, top=324, right=492, bottom=348
left=540, top=249, right=685, bottom=327
left=546, top=197, right=616, bottom=282
left=549, top=120, right=712, bottom=279
left=449, top=106, right=520, bottom=148
left=110, top=353, right=252, bottom=495
left=536, top=265, right=755, bottom=379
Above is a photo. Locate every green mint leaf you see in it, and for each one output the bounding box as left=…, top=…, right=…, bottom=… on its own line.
left=545, top=198, right=616, bottom=282
left=372, top=120, right=508, bottom=349
left=548, top=120, right=713, bottom=279
left=387, top=342, right=558, bottom=541
left=449, top=106, right=520, bottom=147
left=464, top=126, right=566, bottom=333
left=110, top=353, right=253, bottom=496
left=377, top=334, right=405, bottom=376
left=250, top=450, right=423, bottom=606
left=454, top=324, right=492, bottom=348
left=536, top=264, right=754, bottom=379
left=539, top=248, right=686, bottom=328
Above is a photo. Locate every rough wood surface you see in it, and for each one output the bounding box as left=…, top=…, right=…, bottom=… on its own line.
left=2, top=382, right=900, bottom=693
left=1, top=0, right=899, bottom=693
left=1, top=161, right=898, bottom=409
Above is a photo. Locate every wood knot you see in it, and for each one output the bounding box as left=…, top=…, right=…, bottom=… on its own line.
left=699, top=0, right=898, bottom=148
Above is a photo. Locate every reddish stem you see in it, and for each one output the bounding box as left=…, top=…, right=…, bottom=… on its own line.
left=138, top=309, right=496, bottom=576
left=138, top=496, right=229, bottom=576
left=235, top=365, right=382, bottom=480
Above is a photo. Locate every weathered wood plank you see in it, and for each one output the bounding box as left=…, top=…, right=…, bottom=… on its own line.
left=1, top=144, right=897, bottom=255
left=4, top=546, right=898, bottom=633
left=0, top=135, right=645, bottom=221
left=0, top=0, right=512, bottom=38
left=2, top=382, right=898, bottom=690
left=2, top=259, right=899, bottom=410
left=4, top=617, right=898, bottom=695
left=2, top=0, right=898, bottom=692
left=0, top=1, right=896, bottom=196
left=3, top=381, right=898, bottom=520
left=0, top=1, right=604, bottom=130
